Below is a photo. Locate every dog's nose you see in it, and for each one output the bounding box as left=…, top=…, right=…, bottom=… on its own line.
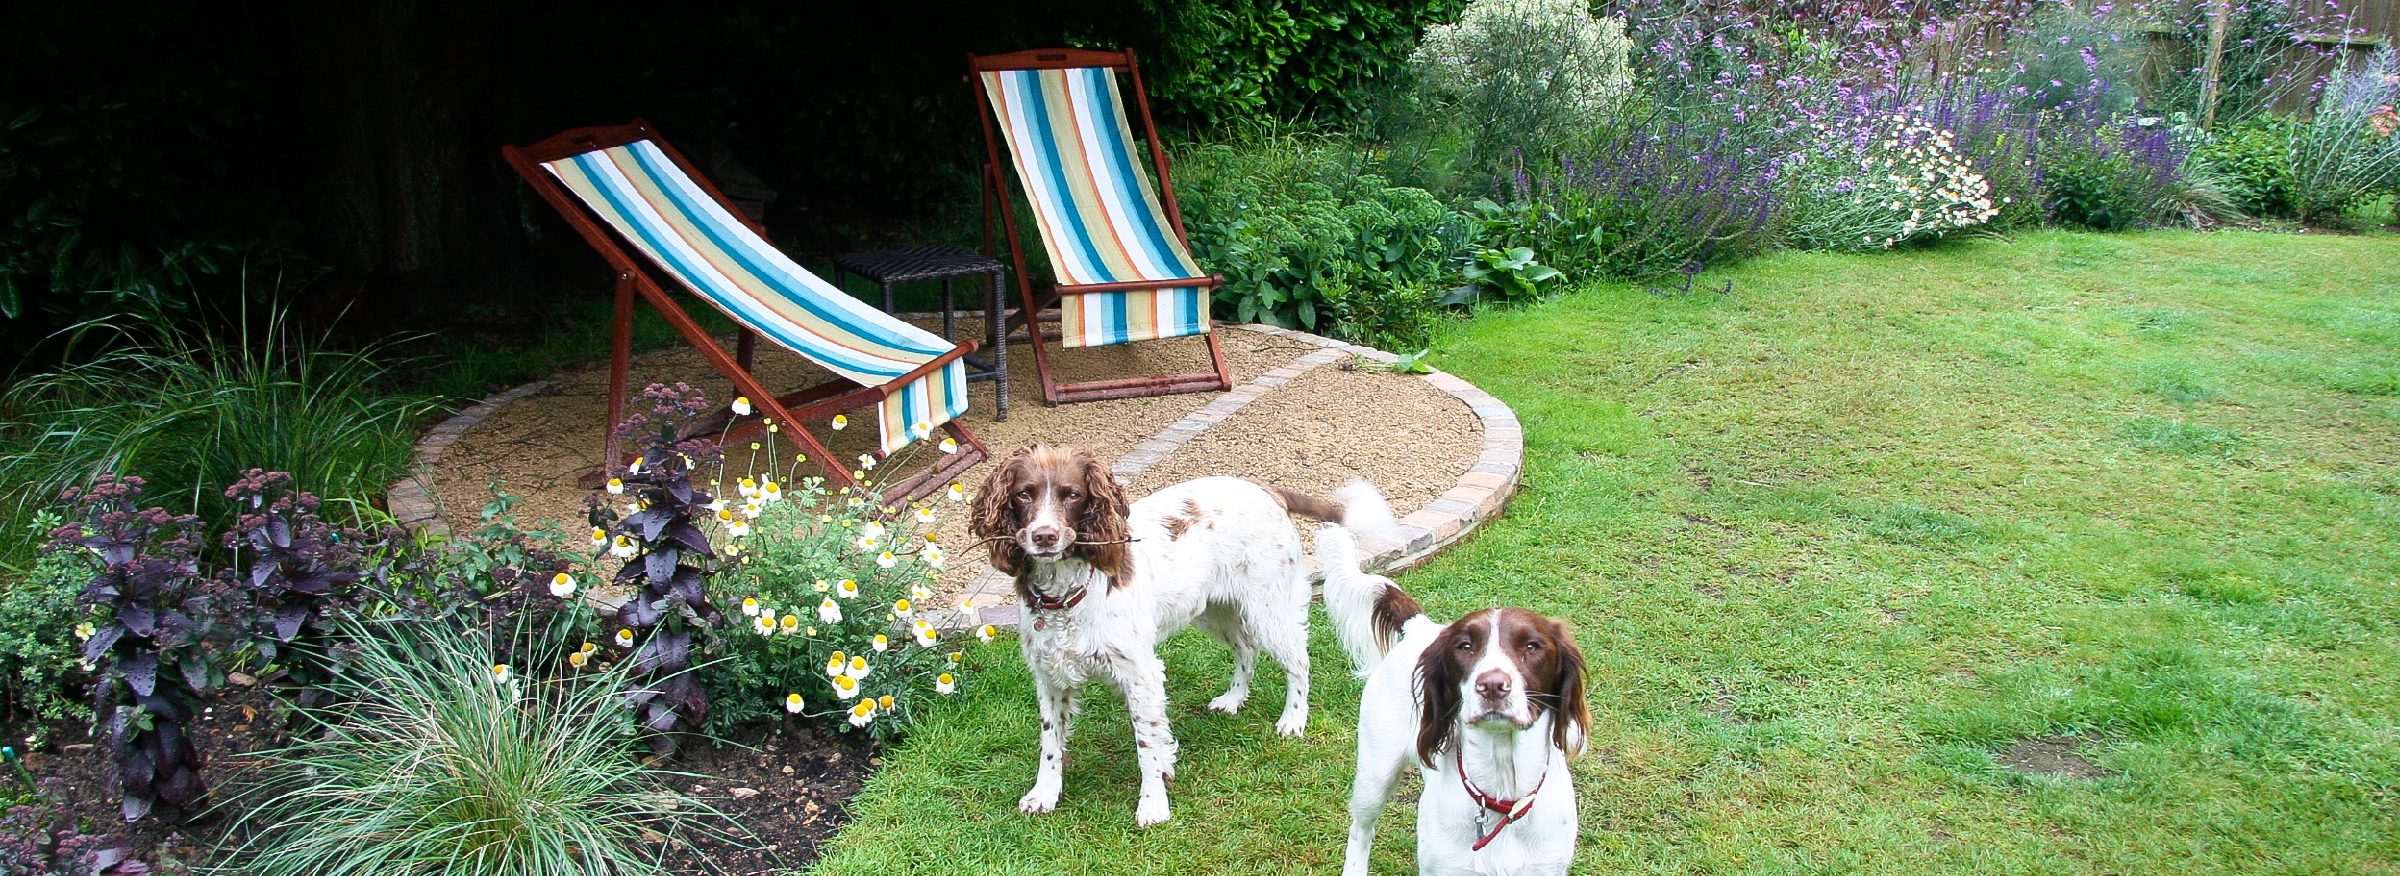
left=1028, top=527, right=1061, bottom=549
left=1474, top=670, right=1512, bottom=700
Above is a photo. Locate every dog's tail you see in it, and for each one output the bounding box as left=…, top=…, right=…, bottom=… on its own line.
left=1317, top=482, right=1417, bottom=675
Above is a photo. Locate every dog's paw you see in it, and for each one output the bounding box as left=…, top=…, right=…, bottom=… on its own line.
left=1134, top=794, right=1172, bottom=827
left=1275, top=711, right=1308, bottom=737
left=1018, top=785, right=1060, bottom=815
left=1205, top=691, right=1246, bottom=714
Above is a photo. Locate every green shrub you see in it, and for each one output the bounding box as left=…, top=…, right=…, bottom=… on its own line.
left=1403, top=0, right=1634, bottom=183
left=1178, top=133, right=1473, bottom=335
left=219, top=618, right=703, bottom=876
left=0, top=520, right=92, bottom=733
left=1140, top=0, right=1464, bottom=130
left=1324, top=279, right=1447, bottom=352
left=709, top=482, right=972, bottom=743
left=2189, top=118, right=2296, bottom=219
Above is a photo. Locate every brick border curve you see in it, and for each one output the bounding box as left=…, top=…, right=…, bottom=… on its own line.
left=385, top=324, right=1524, bottom=634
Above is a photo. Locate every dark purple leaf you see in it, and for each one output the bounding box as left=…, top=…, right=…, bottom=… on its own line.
left=643, top=548, right=678, bottom=586
left=632, top=629, right=690, bottom=674
left=669, top=568, right=705, bottom=606
left=628, top=507, right=675, bottom=542
left=273, top=606, right=308, bottom=640
left=671, top=524, right=713, bottom=555
left=617, top=597, right=661, bottom=628
left=118, top=602, right=157, bottom=637
left=122, top=652, right=158, bottom=697
left=83, top=623, right=125, bottom=662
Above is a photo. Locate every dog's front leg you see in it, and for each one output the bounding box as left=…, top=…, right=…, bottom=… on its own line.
left=1107, top=648, right=1179, bottom=826
left=1018, top=669, right=1073, bottom=814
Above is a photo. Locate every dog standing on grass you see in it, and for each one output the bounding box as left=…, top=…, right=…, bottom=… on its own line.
left=970, top=444, right=1394, bottom=826
left=1321, top=524, right=1591, bottom=876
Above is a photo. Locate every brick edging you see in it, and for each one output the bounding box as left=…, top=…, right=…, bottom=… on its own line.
left=384, top=380, right=555, bottom=540
left=1224, top=324, right=1523, bottom=577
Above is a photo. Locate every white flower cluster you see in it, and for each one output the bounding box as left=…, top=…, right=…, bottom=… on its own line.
left=1411, top=0, right=1634, bottom=125
left=1785, top=111, right=2009, bottom=252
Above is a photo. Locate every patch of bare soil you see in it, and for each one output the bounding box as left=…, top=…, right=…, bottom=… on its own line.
left=1996, top=735, right=2108, bottom=779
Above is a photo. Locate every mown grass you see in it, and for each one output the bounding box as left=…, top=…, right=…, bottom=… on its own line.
left=815, top=230, right=2398, bottom=875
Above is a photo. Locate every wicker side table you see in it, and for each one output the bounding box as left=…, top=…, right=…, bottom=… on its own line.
left=830, top=245, right=1009, bottom=420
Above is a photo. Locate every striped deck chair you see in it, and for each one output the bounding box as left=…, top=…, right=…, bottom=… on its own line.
left=971, top=48, right=1233, bottom=405
left=502, top=120, right=987, bottom=500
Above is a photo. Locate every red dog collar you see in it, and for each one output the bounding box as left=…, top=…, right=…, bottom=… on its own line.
left=1457, top=748, right=1547, bottom=851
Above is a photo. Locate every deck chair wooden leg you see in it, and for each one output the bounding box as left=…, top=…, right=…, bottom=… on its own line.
left=595, top=274, right=637, bottom=487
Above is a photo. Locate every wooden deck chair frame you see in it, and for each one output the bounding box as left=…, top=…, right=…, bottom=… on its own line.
left=502, top=120, right=988, bottom=501
left=969, top=48, right=1234, bottom=405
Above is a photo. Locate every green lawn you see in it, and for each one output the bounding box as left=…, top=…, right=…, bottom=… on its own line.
left=808, top=230, right=2400, bottom=875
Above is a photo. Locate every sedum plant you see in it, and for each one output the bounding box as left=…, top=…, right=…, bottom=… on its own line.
left=49, top=475, right=231, bottom=822
left=588, top=384, right=726, bottom=754
left=218, top=618, right=702, bottom=876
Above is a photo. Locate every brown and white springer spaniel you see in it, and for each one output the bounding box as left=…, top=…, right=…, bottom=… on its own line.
left=971, top=444, right=1394, bottom=826
left=1321, top=525, right=1591, bottom=875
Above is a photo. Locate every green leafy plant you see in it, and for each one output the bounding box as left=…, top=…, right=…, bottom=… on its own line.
left=0, top=517, right=94, bottom=734
left=2189, top=117, right=2297, bottom=219
left=1178, top=132, right=1472, bottom=335
left=1324, top=280, right=1447, bottom=353
left=1447, top=245, right=1560, bottom=304
left=217, top=618, right=704, bottom=876
left=1138, top=0, right=1463, bottom=129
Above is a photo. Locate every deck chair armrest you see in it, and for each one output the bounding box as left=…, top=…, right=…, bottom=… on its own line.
left=1056, top=274, right=1226, bottom=295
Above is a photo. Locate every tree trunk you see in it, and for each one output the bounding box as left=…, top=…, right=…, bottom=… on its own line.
left=286, top=0, right=497, bottom=294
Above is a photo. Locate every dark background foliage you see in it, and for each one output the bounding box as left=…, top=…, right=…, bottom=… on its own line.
left=0, top=0, right=1456, bottom=361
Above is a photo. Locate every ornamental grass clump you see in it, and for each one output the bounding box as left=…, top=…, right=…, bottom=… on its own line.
left=1784, top=110, right=2005, bottom=251
left=220, top=619, right=702, bottom=876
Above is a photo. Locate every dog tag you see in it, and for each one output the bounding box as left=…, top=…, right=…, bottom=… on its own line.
left=1033, top=616, right=1046, bottom=631
left=1475, top=810, right=1490, bottom=837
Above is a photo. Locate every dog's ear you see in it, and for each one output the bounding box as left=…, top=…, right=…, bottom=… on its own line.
left=971, top=446, right=1033, bottom=576
left=1414, top=619, right=1472, bottom=768
left=1071, top=448, right=1135, bottom=588
left=1545, top=617, right=1591, bottom=758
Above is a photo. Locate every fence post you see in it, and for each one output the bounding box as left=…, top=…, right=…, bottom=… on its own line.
left=2201, top=0, right=2232, bottom=129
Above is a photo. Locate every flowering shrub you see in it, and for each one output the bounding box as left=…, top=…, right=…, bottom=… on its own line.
left=47, top=476, right=231, bottom=822
left=2041, top=116, right=2187, bottom=230
left=1503, top=123, right=1783, bottom=280
left=1409, top=0, right=1635, bottom=172
left=709, top=477, right=969, bottom=742
left=1784, top=111, right=2005, bottom=251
